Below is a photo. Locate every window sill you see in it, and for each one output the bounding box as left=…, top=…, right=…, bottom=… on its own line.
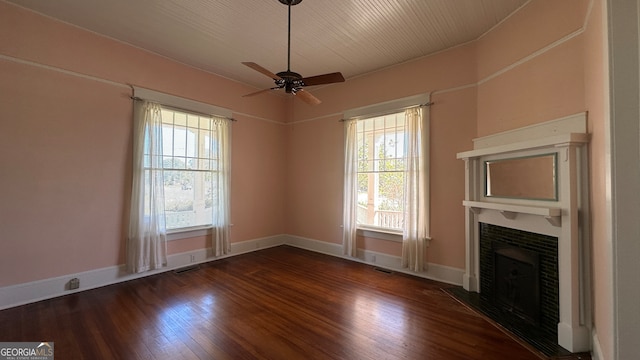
left=166, top=226, right=212, bottom=241
left=357, top=227, right=403, bottom=242
left=355, top=227, right=433, bottom=246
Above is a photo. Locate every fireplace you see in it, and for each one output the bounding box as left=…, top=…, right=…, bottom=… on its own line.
left=480, top=223, right=559, bottom=342
left=456, top=113, right=592, bottom=353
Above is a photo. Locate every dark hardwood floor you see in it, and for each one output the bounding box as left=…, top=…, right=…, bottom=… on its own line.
left=0, top=246, right=546, bottom=359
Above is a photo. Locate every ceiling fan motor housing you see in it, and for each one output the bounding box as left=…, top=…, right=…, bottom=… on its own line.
left=278, top=0, right=303, bottom=5
left=276, top=70, right=304, bottom=93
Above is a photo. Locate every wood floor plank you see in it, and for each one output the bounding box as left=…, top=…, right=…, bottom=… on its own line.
left=0, top=246, right=545, bottom=359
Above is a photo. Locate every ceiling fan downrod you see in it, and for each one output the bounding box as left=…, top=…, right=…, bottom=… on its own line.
left=278, top=0, right=302, bottom=72
left=241, top=0, right=343, bottom=105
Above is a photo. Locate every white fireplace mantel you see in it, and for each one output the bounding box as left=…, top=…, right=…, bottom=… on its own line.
left=461, top=200, right=562, bottom=226
left=456, top=112, right=592, bottom=353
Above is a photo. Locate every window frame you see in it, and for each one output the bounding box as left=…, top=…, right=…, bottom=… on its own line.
left=343, top=93, right=431, bottom=239
left=133, top=86, right=232, bottom=240
left=354, top=111, right=408, bottom=232
left=158, top=107, right=219, bottom=232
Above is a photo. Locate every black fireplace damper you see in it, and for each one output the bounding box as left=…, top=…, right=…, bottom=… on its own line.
left=493, top=244, right=540, bottom=325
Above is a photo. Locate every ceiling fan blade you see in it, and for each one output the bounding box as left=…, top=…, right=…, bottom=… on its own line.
left=243, top=87, right=278, bottom=97
left=295, top=89, right=322, bottom=105
left=242, top=62, right=282, bottom=80
left=301, top=72, right=345, bottom=86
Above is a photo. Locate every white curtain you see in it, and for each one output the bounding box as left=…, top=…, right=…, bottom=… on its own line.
left=211, top=117, right=232, bottom=256
left=342, top=119, right=358, bottom=257
left=401, top=106, right=430, bottom=272
left=127, top=101, right=168, bottom=273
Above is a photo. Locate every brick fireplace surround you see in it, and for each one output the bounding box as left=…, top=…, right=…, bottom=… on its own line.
left=457, top=113, right=591, bottom=353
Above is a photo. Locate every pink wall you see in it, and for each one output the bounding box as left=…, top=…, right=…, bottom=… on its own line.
left=1, top=4, right=612, bottom=356
left=428, top=87, right=477, bottom=268
left=476, top=0, right=588, bottom=80
left=286, top=43, right=478, bottom=268
left=285, top=114, right=345, bottom=243
left=475, top=0, right=589, bottom=135
left=0, top=2, right=289, bottom=286
left=0, top=60, right=132, bottom=285
left=286, top=1, right=592, bottom=272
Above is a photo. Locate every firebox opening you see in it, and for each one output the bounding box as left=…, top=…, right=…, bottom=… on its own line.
left=477, top=222, right=561, bottom=355
left=493, top=244, right=540, bottom=326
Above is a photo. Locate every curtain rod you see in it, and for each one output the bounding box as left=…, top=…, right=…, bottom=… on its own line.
left=338, top=102, right=433, bottom=122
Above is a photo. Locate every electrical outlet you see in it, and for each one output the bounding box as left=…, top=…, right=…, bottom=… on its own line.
left=68, top=278, right=80, bottom=290
left=190, top=255, right=196, bottom=263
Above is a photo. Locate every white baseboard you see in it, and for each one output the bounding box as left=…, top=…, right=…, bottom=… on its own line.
left=284, top=234, right=344, bottom=257
left=284, top=234, right=464, bottom=286
left=591, top=330, right=603, bottom=360
left=0, top=235, right=286, bottom=310
left=0, top=234, right=464, bottom=310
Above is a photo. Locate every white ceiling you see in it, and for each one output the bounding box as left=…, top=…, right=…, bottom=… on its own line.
left=8, top=0, right=528, bottom=90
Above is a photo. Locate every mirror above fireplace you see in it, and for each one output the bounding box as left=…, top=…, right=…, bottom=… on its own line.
left=485, top=153, right=557, bottom=201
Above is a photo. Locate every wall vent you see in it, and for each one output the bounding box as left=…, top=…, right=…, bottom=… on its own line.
left=173, top=265, right=200, bottom=274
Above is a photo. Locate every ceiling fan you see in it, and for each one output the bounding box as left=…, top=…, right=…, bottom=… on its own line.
left=242, top=0, right=345, bottom=105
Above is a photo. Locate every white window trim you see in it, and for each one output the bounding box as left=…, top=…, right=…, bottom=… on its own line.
left=355, top=227, right=432, bottom=244
left=133, top=86, right=232, bottom=119
left=343, top=93, right=431, bottom=120
left=166, top=224, right=235, bottom=241
left=133, top=86, right=232, bottom=237
left=357, top=226, right=403, bottom=242
left=343, top=93, right=431, bottom=235
left=167, top=226, right=212, bottom=241
left=344, top=92, right=431, bottom=236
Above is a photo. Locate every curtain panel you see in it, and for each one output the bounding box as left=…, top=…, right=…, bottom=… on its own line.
left=401, top=106, right=430, bottom=272
left=342, top=119, right=359, bottom=257
left=212, top=117, right=232, bottom=256
left=127, top=101, right=168, bottom=274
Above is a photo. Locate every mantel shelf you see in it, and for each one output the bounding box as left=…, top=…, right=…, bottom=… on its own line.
left=456, top=133, right=589, bottom=159
left=462, top=200, right=562, bottom=226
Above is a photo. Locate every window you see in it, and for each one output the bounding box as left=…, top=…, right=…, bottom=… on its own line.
left=156, top=108, right=223, bottom=230
left=355, top=111, right=406, bottom=231
left=343, top=94, right=430, bottom=268
left=128, top=88, right=232, bottom=273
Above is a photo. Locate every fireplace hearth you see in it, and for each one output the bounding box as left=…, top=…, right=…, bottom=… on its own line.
left=447, top=222, right=589, bottom=358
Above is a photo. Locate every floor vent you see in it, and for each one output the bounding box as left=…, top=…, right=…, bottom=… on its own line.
left=173, top=265, right=200, bottom=274
left=373, top=267, right=393, bottom=274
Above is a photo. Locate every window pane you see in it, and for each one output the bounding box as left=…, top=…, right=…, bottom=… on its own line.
left=158, top=108, right=219, bottom=230
left=187, top=114, right=199, bottom=129
left=164, top=157, right=186, bottom=169
left=185, top=128, right=196, bottom=158
left=173, top=127, right=187, bottom=157
left=162, top=126, right=174, bottom=157
left=174, top=112, right=187, bottom=127
left=355, top=111, right=406, bottom=230
left=200, top=117, right=211, bottom=130
left=378, top=172, right=404, bottom=211
left=164, top=170, right=213, bottom=229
